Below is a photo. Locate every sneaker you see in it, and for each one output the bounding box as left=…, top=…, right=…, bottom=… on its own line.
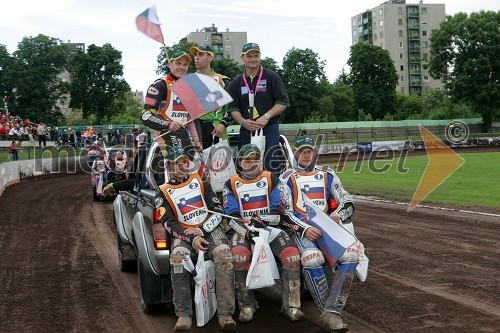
left=282, top=307, right=306, bottom=322
left=218, top=314, right=237, bottom=331
left=238, top=307, right=256, bottom=323
left=174, top=316, right=192, bottom=332
left=319, top=311, right=349, bottom=332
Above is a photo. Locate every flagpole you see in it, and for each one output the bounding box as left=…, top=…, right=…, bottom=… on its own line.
left=163, top=44, right=170, bottom=64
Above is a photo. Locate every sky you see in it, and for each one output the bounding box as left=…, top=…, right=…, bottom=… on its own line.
left=1, top=0, right=498, bottom=93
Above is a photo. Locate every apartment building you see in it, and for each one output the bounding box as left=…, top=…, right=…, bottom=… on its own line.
left=181, top=24, right=247, bottom=64
left=351, top=0, right=445, bottom=95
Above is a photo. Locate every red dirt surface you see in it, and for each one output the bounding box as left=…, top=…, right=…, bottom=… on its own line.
left=0, top=172, right=498, bottom=332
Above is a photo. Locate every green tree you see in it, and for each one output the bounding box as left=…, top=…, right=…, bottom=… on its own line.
left=109, top=91, right=142, bottom=124
left=156, top=42, right=197, bottom=76
left=260, top=57, right=280, bottom=74
left=429, top=11, right=500, bottom=131
left=11, top=35, right=70, bottom=124
left=69, top=43, right=130, bottom=124
left=394, top=93, right=423, bottom=120
left=422, top=88, right=478, bottom=120
left=0, top=44, right=14, bottom=105
left=212, top=58, right=242, bottom=80
left=348, top=42, right=398, bottom=120
left=280, top=47, right=326, bottom=123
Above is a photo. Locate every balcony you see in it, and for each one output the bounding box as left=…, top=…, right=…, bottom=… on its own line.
left=408, top=12, right=419, bottom=18
left=409, top=35, right=420, bottom=40
left=410, top=69, right=421, bottom=74
left=408, top=23, right=419, bottom=29
left=410, top=57, right=421, bottom=63
left=409, top=45, right=420, bottom=51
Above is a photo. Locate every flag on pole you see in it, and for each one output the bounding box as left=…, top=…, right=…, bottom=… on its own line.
left=303, top=194, right=357, bottom=266
left=135, top=5, right=165, bottom=44
left=171, top=73, right=234, bottom=120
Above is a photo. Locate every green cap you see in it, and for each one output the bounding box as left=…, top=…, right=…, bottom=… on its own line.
left=238, top=144, right=261, bottom=159
left=166, top=146, right=187, bottom=162
left=241, top=42, right=260, bottom=55
left=190, top=43, right=215, bottom=57
left=169, top=50, right=192, bottom=63
left=295, top=135, right=315, bottom=149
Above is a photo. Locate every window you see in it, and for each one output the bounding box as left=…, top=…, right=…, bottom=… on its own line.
left=421, top=7, right=427, bottom=14
left=400, top=53, right=404, bottom=59
left=398, top=19, right=403, bottom=26
left=380, top=31, right=384, bottom=38
left=379, top=8, right=383, bottom=16
left=225, top=35, right=231, bottom=41
left=422, top=52, right=429, bottom=60
left=401, top=87, right=405, bottom=93
left=380, top=42, right=384, bottom=48
left=399, top=30, right=404, bottom=37
left=352, top=30, right=357, bottom=37
left=203, top=35, right=208, bottom=41
left=423, top=75, right=429, bottom=82
left=422, top=30, right=428, bottom=37
left=422, top=41, right=428, bottom=48
left=399, top=42, right=404, bottom=48
left=352, top=19, right=356, bottom=27
left=398, top=7, right=402, bottom=15
left=400, top=65, right=404, bottom=71
left=374, top=34, right=377, bottom=40
left=401, top=76, right=404, bottom=82
left=225, top=45, right=231, bottom=51
left=379, top=20, right=384, bottom=27
left=226, top=55, right=231, bottom=60
left=421, top=19, right=427, bottom=25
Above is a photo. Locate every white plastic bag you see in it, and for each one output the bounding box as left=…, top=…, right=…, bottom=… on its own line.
left=246, top=229, right=280, bottom=289
left=341, top=221, right=369, bottom=282
left=193, top=252, right=217, bottom=327
left=203, top=139, right=236, bottom=192
left=250, top=128, right=266, bottom=157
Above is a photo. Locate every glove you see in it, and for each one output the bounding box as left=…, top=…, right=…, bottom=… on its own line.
left=248, top=215, right=266, bottom=229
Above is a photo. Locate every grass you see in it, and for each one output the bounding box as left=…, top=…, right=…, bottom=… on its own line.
left=330, top=152, right=500, bottom=208
left=0, top=146, right=80, bottom=163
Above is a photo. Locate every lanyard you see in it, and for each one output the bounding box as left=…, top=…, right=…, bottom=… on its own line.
left=242, top=66, right=263, bottom=108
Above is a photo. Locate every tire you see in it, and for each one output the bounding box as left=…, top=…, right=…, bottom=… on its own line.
left=137, top=257, right=168, bottom=314
left=117, top=233, right=137, bottom=272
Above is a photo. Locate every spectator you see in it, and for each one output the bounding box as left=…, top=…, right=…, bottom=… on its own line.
left=37, top=122, right=47, bottom=147
left=75, top=128, right=82, bottom=146
left=8, top=140, right=19, bottom=161
left=114, top=127, right=121, bottom=145
left=60, top=130, right=69, bottom=146
left=8, top=125, right=19, bottom=140
left=0, top=123, right=8, bottom=139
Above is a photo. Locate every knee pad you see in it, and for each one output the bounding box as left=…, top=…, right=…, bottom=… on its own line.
left=279, top=246, right=301, bottom=270
left=231, top=246, right=251, bottom=271
left=301, top=248, right=325, bottom=268
left=338, top=245, right=359, bottom=263
left=170, top=246, right=190, bottom=264
left=213, top=244, right=232, bottom=263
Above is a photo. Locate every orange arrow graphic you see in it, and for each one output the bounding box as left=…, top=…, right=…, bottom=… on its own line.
left=408, top=125, right=465, bottom=211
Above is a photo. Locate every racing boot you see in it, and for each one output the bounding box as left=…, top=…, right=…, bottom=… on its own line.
left=174, top=316, right=192, bottom=332
left=238, top=307, right=256, bottom=323
left=218, top=314, right=237, bottom=331
left=282, top=307, right=306, bottom=322
left=320, top=311, right=348, bottom=333
left=282, top=272, right=305, bottom=322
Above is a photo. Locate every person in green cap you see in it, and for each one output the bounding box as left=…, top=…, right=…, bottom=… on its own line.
left=223, top=143, right=306, bottom=324
left=155, top=146, right=237, bottom=332
left=279, top=135, right=357, bottom=332
left=189, top=43, right=233, bottom=149
left=226, top=42, right=289, bottom=175
left=141, top=50, right=201, bottom=156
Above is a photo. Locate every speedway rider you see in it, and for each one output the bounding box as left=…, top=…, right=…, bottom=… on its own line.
left=155, top=147, right=236, bottom=332
left=223, top=144, right=305, bottom=323
left=280, top=135, right=358, bottom=333
left=141, top=50, right=201, bottom=156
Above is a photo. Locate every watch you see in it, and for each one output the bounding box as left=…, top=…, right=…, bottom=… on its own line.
left=264, top=113, right=271, bottom=121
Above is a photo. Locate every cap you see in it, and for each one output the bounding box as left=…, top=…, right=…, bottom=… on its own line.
left=166, top=146, right=187, bottom=162
left=295, top=135, right=315, bottom=149
left=238, top=144, right=261, bottom=159
left=189, top=43, right=214, bottom=57
left=241, top=42, right=260, bottom=55
left=169, top=50, right=192, bottom=63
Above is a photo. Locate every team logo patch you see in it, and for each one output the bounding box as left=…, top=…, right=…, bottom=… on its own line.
left=256, top=181, right=266, bottom=188
left=145, top=97, right=157, bottom=105
left=148, top=86, right=159, bottom=95
left=235, top=181, right=242, bottom=188
left=189, top=183, right=199, bottom=189
left=314, top=173, right=324, bottom=180
left=155, top=197, right=164, bottom=208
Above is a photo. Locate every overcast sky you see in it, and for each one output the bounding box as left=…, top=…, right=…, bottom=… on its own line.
left=1, top=0, right=498, bottom=93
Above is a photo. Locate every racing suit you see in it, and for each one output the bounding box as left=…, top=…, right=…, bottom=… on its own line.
left=280, top=163, right=358, bottom=315
left=223, top=170, right=302, bottom=314
left=142, top=74, right=201, bottom=156
left=156, top=173, right=235, bottom=319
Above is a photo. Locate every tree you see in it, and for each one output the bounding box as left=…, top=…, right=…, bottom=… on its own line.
left=11, top=35, right=70, bottom=124
left=313, top=79, right=356, bottom=122
left=422, top=88, right=478, bottom=120
left=109, top=91, right=142, bottom=124
left=156, top=42, right=197, bottom=76
left=212, top=58, right=242, bottom=80
left=280, top=47, right=326, bottom=123
left=347, top=42, right=398, bottom=120
left=0, top=44, right=14, bottom=106
left=260, top=57, right=280, bottom=74
left=429, top=11, right=500, bottom=131
left=394, top=93, right=423, bottom=120
left=70, top=43, right=130, bottom=124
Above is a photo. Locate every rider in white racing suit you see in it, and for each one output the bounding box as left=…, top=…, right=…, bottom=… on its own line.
left=280, top=135, right=358, bottom=333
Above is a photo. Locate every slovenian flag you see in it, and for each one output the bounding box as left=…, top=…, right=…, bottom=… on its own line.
left=171, top=73, right=233, bottom=120
left=302, top=184, right=325, bottom=200
left=135, top=6, right=165, bottom=44
left=241, top=194, right=268, bottom=211
left=178, top=195, right=204, bottom=215
left=303, top=194, right=356, bottom=266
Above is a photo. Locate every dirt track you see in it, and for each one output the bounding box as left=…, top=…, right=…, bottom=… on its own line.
left=0, top=174, right=499, bottom=333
